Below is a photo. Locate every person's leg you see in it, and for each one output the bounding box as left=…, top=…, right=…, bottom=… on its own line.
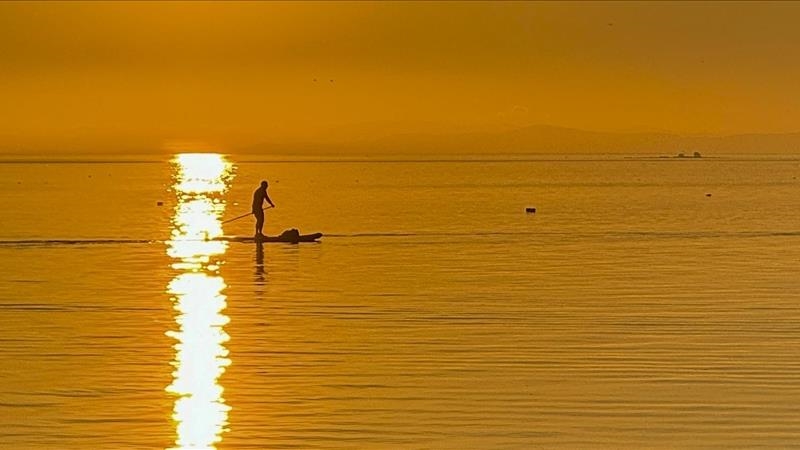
left=255, top=211, right=265, bottom=236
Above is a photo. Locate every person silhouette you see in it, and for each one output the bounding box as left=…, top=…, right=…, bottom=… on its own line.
left=252, top=180, right=275, bottom=238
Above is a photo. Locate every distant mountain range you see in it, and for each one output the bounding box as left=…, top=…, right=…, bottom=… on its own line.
left=3, top=124, right=800, bottom=157
left=240, top=125, right=800, bottom=156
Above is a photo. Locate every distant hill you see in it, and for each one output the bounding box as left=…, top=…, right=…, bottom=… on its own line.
left=239, top=125, right=800, bottom=156
left=4, top=124, right=800, bottom=157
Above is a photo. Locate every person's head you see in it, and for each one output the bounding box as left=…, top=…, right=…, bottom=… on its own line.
left=260, top=180, right=268, bottom=189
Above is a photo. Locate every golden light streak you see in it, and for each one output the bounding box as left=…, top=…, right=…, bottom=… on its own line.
left=165, top=153, right=235, bottom=450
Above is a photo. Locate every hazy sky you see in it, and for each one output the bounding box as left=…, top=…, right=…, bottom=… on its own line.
left=2, top=1, right=800, bottom=153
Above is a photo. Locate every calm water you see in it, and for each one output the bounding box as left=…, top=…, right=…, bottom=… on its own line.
left=0, top=155, right=799, bottom=449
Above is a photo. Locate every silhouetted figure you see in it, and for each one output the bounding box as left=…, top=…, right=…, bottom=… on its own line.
left=252, top=180, right=275, bottom=238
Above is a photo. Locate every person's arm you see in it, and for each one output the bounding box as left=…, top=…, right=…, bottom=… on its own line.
left=265, top=193, right=275, bottom=208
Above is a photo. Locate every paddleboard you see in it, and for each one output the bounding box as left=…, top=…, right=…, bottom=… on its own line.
left=217, top=232, right=323, bottom=243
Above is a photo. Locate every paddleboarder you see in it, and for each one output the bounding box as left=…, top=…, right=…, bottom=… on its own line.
left=252, top=180, right=275, bottom=238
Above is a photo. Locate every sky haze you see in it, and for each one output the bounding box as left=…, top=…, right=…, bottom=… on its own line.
left=2, top=1, right=800, bottom=155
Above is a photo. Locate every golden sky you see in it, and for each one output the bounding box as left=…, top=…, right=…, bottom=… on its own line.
left=2, top=1, right=800, bottom=154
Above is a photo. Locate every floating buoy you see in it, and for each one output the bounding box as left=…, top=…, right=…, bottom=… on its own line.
left=525, top=207, right=537, bottom=213
left=157, top=201, right=164, bottom=206
left=705, top=193, right=712, bottom=197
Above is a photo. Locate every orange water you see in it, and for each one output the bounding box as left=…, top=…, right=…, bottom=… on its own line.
left=1, top=155, right=799, bottom=448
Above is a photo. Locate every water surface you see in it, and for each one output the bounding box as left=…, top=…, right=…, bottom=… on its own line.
left=1, top=155, right=799, bottom=448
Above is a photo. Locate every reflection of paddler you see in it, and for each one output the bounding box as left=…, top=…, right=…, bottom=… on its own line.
left=255, top=240, right=265, bottom=282
left=252, top=181, right=276, bottom=238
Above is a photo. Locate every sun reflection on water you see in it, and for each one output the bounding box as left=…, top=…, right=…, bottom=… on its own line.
left=165, top=153, right=234, bottom=449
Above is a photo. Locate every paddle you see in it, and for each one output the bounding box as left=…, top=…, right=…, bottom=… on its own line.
left=222, top=205, right=274, bottom=224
